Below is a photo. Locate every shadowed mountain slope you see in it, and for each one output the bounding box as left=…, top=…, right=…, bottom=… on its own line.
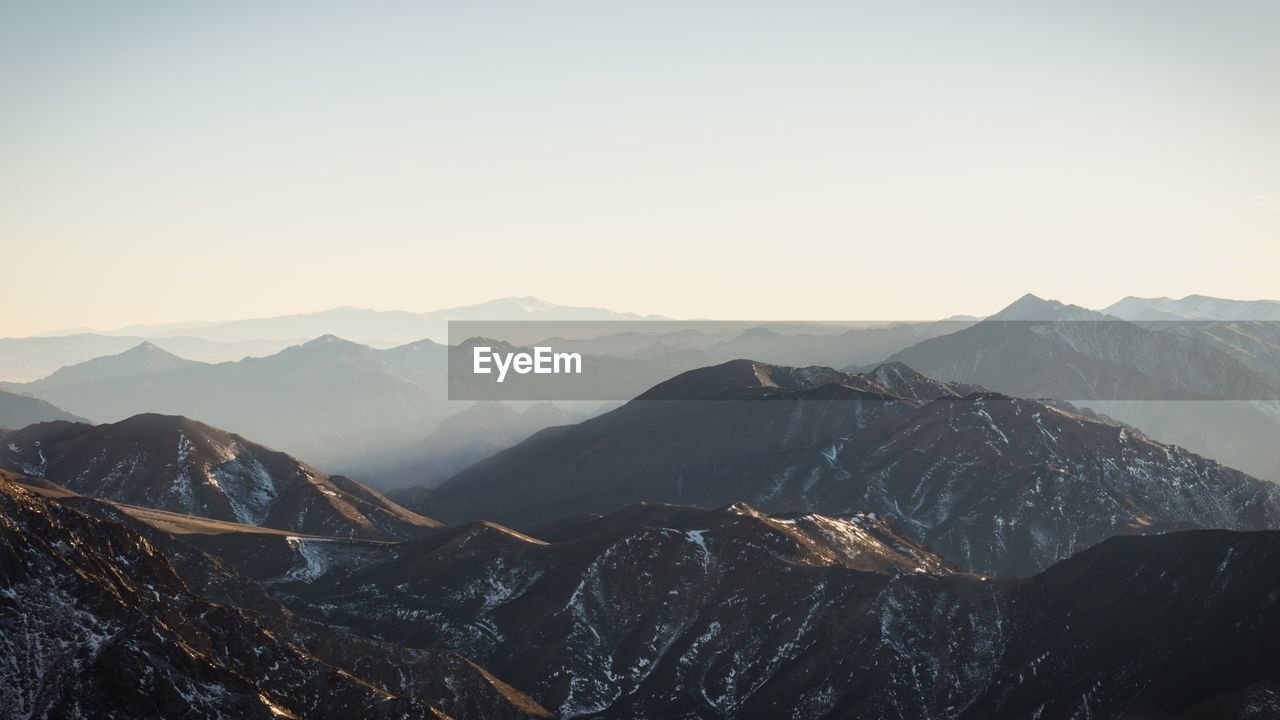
left=0, top=414, right=439, bottom=541
left=0, top=475, right=551, bottom=719
left=269, top=499, right=1280, bottom=720
left=422, top=359, right=1280, bottom=576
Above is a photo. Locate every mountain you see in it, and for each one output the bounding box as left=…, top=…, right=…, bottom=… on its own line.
left=22, top=340, right=204, bottom=390
left=0, top=414, right=440, bottom=540
left=697, top=321, right=976, bottom=370
left=0, top=473, right=552, bottom=719
left=1160, top=321, right=1280, bottom=388
left=0, top=389, right=85, bottom=428
left=5, top=334, right=716, bottom=471
left=960, top=528, right=1280, bottom=719
left=269, top=499, right=1280, bottom=719
left=0, top=334, right=294, bottom=383
left=889, top=294, right=1280, bottom=481
left=103, top=297, right=666, bottom=346
left=1104, top=294, right=1280, bottom=321
left=3, top=336, right=457, bottom=469
left=269, top=502, right=961, bottom=718
left=1099, top=294, right=1280, bottom=387
left=892, top=294, right=1279, bottom=400
left=420, top=359, right=1280, bottom=576
left=365, top=402, right=581, bottom=490
left=862, top=361, right=985, bottom=402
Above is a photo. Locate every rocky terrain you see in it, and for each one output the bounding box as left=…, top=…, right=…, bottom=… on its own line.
left=0, top=473, right=551, bottom=719
left=5, top=303, right=1280, bottom=718
left=257, top=499, right=1280, bottom=720
left=0, top=413, right=439, bottom=540
left=423, top=359, right=1280, bottom=576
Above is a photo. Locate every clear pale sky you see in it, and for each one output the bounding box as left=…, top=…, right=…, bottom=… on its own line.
left=2, top=1, right=1277, bottom=337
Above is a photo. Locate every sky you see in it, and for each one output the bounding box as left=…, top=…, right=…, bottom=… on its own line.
left=2, top=1, right=1278, bottom=337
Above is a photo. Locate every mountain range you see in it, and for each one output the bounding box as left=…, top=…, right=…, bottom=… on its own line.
left=6, top=327, right=1280, bottom=717
left=202, top=497, right=1280, bottom=719
left=890, top=294, right=1280, bottom=482
left=891, top=294, right=1279, bottom=400
left=0, top=334, right=297, bottom=383
left=86, top=297, right=666, bottom=346
left=1104, top=294, right=1280, bottom=321
left=14, top=461, right=1280, bottom=718
left=0, top=297, right=665, bottom=382
left=0, top=337, right=455, bottom=471
left=5, top=293, right=1280, bottom=491
left=7, top=292, right=1276, bottom=380
left=0, top=472, right=552, bottom=719
left=420, top=359, right=1280, bottom=576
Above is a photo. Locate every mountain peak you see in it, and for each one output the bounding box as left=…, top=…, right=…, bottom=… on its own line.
left=1104, top=294, right=1280, bottom=321
left=294, top=334, right=370, bottom=354
left=118, top=341, right=192, bottom=362
left=24, top=339, right=201, bottom=390
left=864, top=361, right=972, bottom=402
left=1, top=413, right=440, bottom=538
left=989, top=294, right=1101, bottom=322
left=111, top=411, right=222, bottom=437
left=128, top=340, right=166, bottom=353
left=635, top=360, right=865, bottom=401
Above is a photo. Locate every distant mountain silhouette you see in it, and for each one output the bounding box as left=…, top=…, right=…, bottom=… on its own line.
left=0, top=389, right=85, bottom=428
left=1104, top=293, right=1280, bottom=321
left=890, top=294, right=1280, bottom=480
left=103, top=297, right=667, bottom=345
left=2, top=337, right=456, bottom=469
left=365, top=402, right=581, bottom=490
left=0, top=334, right=295, bottom=383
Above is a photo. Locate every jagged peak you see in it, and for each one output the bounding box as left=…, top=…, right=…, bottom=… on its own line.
left=988, top=294, right=1102, bottom=322
left=127, top=340, right=166, bottom=353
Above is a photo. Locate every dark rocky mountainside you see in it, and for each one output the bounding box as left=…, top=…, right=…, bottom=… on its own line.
left=266, top=500, right=1280, bottom=720
left=270, top=502, right=971, bottom=719
left=0, top=474, right=552, bottom=719
left=423, top=360, right=919, bottom=528
left=422, top=359, right=1280, bottom=576
left=0, top=413, right=439, bottom=541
